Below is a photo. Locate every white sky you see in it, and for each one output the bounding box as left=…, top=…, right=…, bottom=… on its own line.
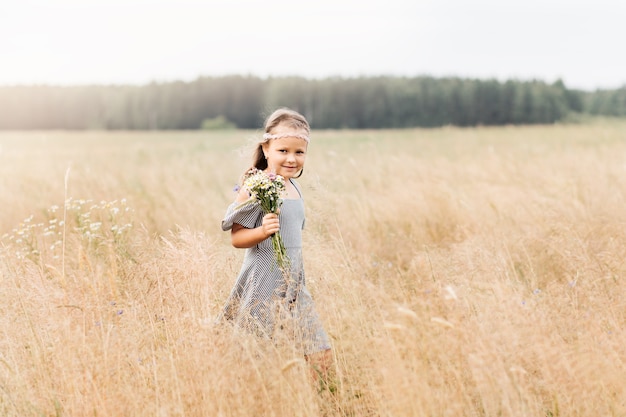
left=0, top=0, right=624, bottom=90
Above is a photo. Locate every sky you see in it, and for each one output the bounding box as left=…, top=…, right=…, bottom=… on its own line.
left=0, top=0, right=625, bottom=91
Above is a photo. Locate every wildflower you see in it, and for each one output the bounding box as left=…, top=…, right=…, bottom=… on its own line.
left=431, top=317, right=454, bottom=328
left=237, top=168, right=289, bottom=272
left=397, top=306, right=418, bottom=320
left=383, top=321, right=405, bottom=331
left=444, top=285, right=458, bottom=300
left=509, top=366, right=528, bottom=375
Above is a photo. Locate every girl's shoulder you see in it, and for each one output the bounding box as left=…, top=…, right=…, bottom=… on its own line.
left=234, top=185, right=251, bottom=203
left=222, top=195, right=262, bottom=231
left=289, top=178, right=304, bottom=199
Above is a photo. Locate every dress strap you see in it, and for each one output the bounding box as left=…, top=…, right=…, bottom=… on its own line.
left=289, top=179, right=303, bottom=199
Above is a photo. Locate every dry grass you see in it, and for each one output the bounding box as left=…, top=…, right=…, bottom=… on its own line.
left=1, top=122, right=626, bottom=416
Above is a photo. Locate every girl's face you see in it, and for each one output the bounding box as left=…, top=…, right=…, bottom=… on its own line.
left=262, top=134, right=308, bottom=180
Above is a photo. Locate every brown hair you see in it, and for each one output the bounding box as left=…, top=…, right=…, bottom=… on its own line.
left=251, top=108, right=310, bottom=171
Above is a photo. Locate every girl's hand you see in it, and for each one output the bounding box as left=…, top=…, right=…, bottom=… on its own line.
left=261, top=213, right=280, bottom=238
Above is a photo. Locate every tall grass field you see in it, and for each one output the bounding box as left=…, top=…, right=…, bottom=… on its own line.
left=1, top=122, right=625, bottom=416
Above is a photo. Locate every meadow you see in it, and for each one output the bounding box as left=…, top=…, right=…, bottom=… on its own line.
left=1, top=122, right=625, bottom=416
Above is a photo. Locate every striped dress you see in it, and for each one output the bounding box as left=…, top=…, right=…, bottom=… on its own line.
left=219, top=179, right=330, bottom=354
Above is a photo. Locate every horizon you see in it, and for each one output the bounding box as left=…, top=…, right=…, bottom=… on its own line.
left=0, top=73, right=618, bottom=92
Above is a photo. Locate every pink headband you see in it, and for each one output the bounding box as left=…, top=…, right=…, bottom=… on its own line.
left=262, top=132, right=310, bottom=142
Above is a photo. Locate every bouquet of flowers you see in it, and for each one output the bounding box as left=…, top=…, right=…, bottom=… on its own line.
left=237, top=168, right=290, bottom=272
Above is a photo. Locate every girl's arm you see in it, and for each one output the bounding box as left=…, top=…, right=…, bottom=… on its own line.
left=231, top=213, right=279, bottom=248
left=230, top=186, right=280, bottom=248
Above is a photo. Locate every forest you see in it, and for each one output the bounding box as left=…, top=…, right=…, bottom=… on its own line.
left=0, top=75, right=624, bottom=130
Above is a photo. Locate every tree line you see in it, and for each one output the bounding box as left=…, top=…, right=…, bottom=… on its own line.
left=0, top=75, right=623, bottom=130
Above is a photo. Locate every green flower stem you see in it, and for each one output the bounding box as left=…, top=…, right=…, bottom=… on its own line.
left=271, top=231, right=290, bottom=273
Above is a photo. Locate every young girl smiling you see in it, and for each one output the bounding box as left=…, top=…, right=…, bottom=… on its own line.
left=219, top=108, right=332, bottom=370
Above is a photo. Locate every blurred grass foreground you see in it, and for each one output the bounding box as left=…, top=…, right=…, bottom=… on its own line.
left=1, top=123, right=626, bottom=416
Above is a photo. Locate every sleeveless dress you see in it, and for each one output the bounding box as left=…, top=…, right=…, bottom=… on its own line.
left=219, top=179, right=331, bottom=354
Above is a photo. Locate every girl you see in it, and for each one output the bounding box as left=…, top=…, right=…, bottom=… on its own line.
left=219, top=108, right=332, bottom=368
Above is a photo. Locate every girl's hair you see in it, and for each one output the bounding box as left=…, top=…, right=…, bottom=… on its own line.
left=251, top=108, right=310, bottom=171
